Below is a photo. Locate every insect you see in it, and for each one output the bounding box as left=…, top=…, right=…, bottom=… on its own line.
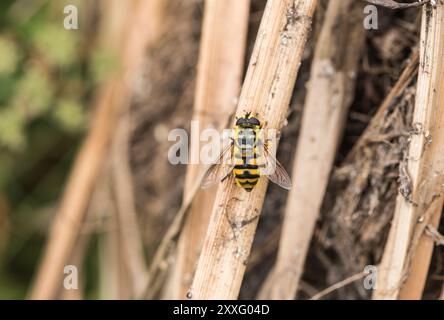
left=201, top=112, right=292, bottom=192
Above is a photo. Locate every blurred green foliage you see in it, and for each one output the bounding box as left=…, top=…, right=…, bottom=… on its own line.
left=0, top=37, right=20, bottom=76
left=32, top=23, right=79, bottom=68
left=0, top=107, right=26, bottom=151
left=0, top=0, right=115, bottom=299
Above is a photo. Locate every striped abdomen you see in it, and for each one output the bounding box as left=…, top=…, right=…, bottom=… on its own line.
left=233, top=127, right=261, bottom=192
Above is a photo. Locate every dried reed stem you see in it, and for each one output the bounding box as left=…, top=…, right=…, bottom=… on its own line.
left=111, top=113, right=147, bottom=298
left=258, top=0, right=365, bottom=300
left=374, top=2, right=444, bottom=300
left=364, top=0, right=431, bottom=10
left=168, top=0, right=250, bottom=299
left=29, top=0, right=162, bottom=299
left=189, top=0, right=317, bottom=300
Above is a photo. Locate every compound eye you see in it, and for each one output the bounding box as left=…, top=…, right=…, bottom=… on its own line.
left=236, top=118, right=246, bottom=126
left=249, top=117, right=260, bottom=126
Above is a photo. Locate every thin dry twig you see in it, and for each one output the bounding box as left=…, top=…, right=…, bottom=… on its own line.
left=141, top=167, right=211, bottom=299
left=346, top=50, right=420, bottom=161
left=310, top=272, right=367, bottom=300
left=111, top=112, right=148, bottom=298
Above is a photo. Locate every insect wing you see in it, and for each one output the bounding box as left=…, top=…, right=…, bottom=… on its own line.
left=260, top=144, right=292, bottom=190
left=201, top=141, right=234, bottom=189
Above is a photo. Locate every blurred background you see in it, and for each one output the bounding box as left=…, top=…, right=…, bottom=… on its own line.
left=0, top=0, right=442, bottom=300
left=0, top=0, right=166, bottom=299
left=0, top=0, right=96, bottom=299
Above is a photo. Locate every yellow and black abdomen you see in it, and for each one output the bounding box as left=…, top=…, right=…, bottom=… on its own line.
left=233, top=126, right=261, bottom=192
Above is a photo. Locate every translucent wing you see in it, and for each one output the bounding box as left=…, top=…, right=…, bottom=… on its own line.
left=201, top=141, right=234, bottom=189
left=260, top=143, right=292, bottom=190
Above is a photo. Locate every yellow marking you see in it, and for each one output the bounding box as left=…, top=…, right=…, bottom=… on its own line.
left=235, top=178, right=259, bottom=183
left=233, top=169, right=244, bottom=175
left=233, top=169, right=260, bottom=176
left=234, top=179, right=258, bottom=189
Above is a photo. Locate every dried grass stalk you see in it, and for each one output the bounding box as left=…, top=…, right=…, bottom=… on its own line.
left=374, top=2, right=444, bottom=300
left=258, top=0, right=365, bottom=300
left=111, top=113, right=148, bottom=298
left=317, top=50, right=419, bottom=299
left=168, top=0, right=250, bottom=299
left=29, top=0, right=162, bottom=299
left=189, top=0, right=317, bottom=300
left=364, top=0, right=430, bottom=10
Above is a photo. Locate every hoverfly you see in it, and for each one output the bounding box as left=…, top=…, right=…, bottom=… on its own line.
left=201, top=112, right=292, bottom=192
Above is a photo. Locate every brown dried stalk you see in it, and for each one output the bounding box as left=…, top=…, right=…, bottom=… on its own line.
left=258, top=0, right=365, bottom=300
left=141, top=166, right=211, bottom=299
left=167, top=0, right=250, bottom=299
left=317, top=50, right=419, bottom=299
left=29, top=0, right=162, bottom=299
left=374, top=2, right=444, bottom=300
left=364, top=0, right=431, bottom=10
left=189, top=0, right=317, bottom=300
left=111, top=112, right=148, bottom=298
